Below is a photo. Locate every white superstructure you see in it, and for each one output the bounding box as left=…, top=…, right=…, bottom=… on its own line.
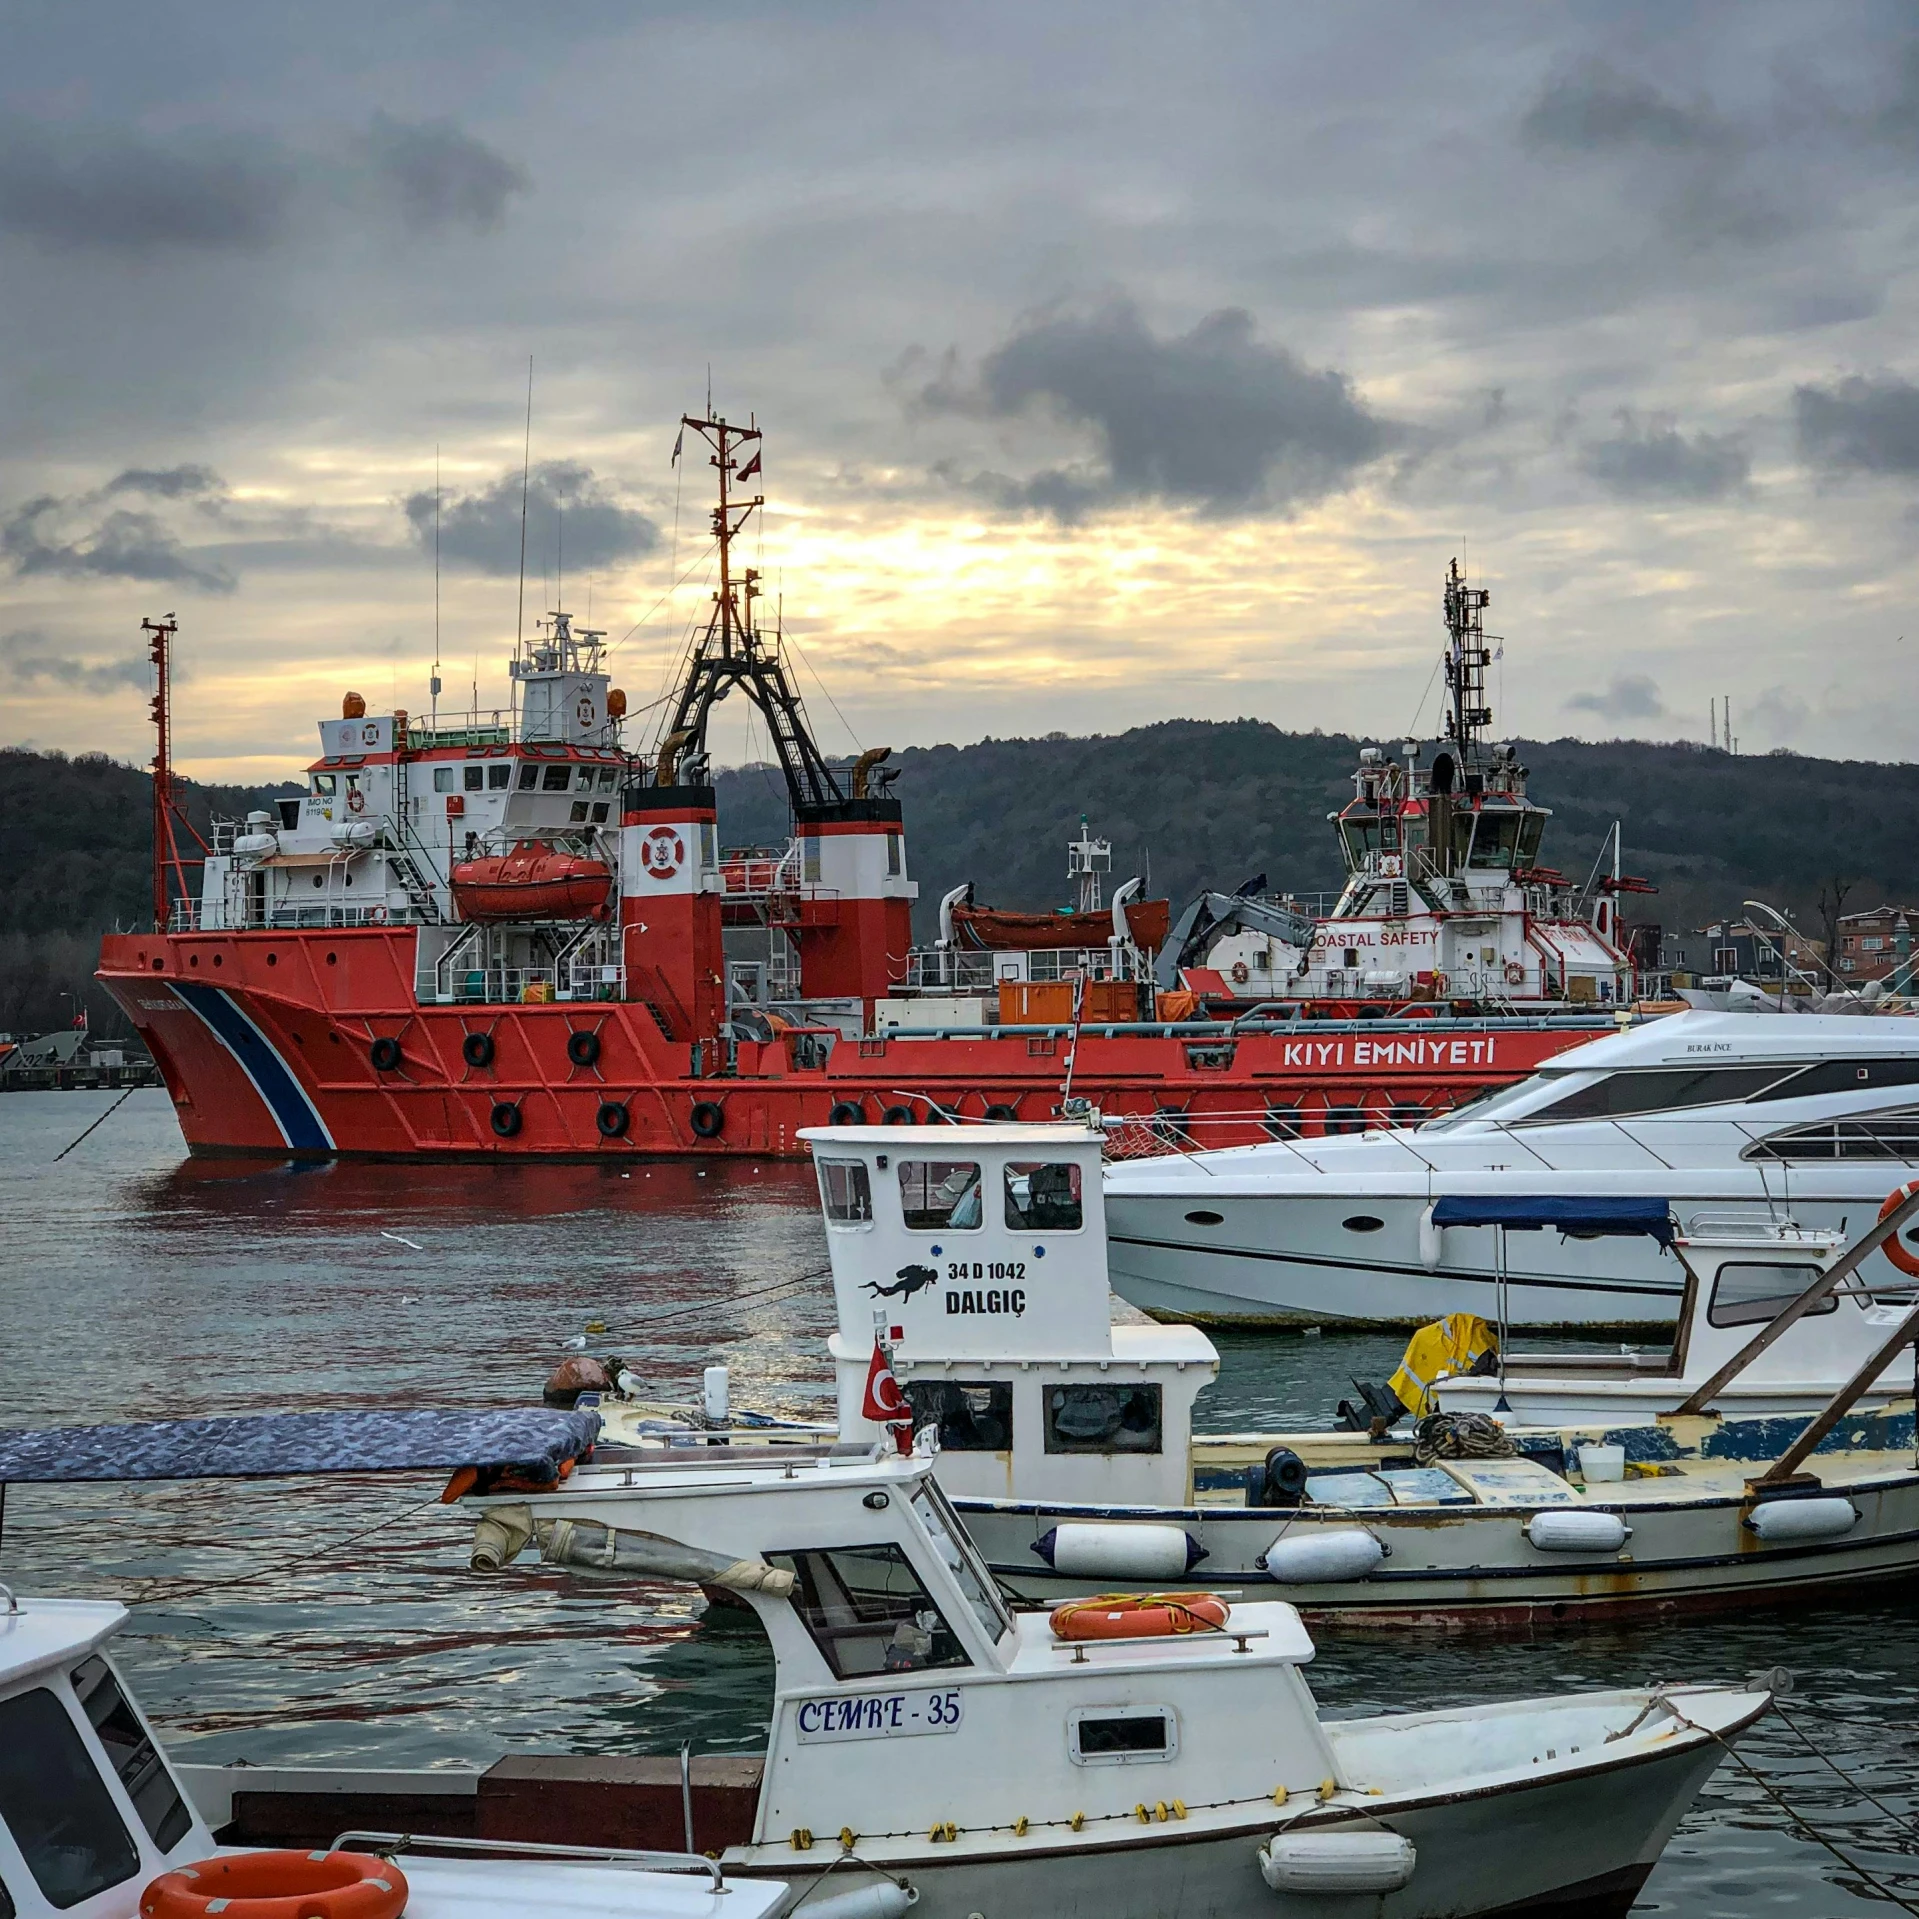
left=1104, top=1011, right=1919, bottom=1328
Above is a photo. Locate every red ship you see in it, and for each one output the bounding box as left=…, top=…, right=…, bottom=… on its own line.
left=99, top=412, right=1640, bottom=1159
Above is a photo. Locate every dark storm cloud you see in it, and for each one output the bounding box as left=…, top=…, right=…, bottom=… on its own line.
left=1577, top=414, right=1750, bottom=501
left=104, top=465, right=225, bottom=501
left=916, top=302, right=1393, bottom=519
left=1, top=493, right=236, bottom=593
left=1520, top=64, right=1733, bottom=156
left=366, top=114, right=529, bottom=234
left=1794, top=373, right=1919, bottom=476
left=1566, top=674, right=1667, bottom=723
left=0, top=126, right=295, bottom=253
left=0, top=629, right=151, bottom=692
left=405, top=461, right=659, bottom=576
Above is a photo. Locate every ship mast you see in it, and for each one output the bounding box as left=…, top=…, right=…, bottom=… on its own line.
left=1441, top=557, right=1497, bottom=771
left=143, top=614, right=206, bottom=931
left=656, top=413, right=847, bottom=812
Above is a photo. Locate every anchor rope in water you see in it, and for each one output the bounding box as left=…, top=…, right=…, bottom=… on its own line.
left=51, top=1086, right=138, bottom=1162
left=1773, top=1702, right=1919, bottom=1846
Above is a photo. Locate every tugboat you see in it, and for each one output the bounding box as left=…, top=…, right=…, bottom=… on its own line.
left=97, top=420, right=1637, bottom=1160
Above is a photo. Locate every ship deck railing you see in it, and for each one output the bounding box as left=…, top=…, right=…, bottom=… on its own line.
left=415, top=961, right=627, bottom=1006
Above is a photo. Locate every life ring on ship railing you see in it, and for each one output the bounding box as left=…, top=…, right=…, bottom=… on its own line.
left=827, top=1100, right=865, bottom=1127
left=596, top=1099, right=630, bottom=1140
left=1230, top=960, right=1251, bottom=984
left=1049, top=1592, right=1231, bottom=1643
left=1430, top=972, right=1448, bottom=995
left=1878, top=1182, right=1919, bottom=1279
left=1504, top=961, right=1525, bottom=987
left=368, top=1035, right=403, bottom=1073
left=346, top=788, right=366, bottom=814
left=690, top=1099, right=725, bottom=1139
left=141, top=1849, right=407, bottom=1919
left=490, top=1100, right=523, bottom=1139
left=462, top=1029, right=495, bottom=1070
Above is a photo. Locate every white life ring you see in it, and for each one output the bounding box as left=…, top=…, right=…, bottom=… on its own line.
left=1230, top=960, right=1251, bottom=984
left=1504, top=960, right=1524, bottom=986
left=370, top=904, right=388, bottom=926
left=346, top=788, right=366, bottom=814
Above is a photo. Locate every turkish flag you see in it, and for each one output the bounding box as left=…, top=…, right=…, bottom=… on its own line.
left=738, top=450, right=762, bottom=483
left=862, top=1341, right=909, bottom=1424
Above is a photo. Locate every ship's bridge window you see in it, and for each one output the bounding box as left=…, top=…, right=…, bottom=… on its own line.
left=598, top=766, right=619, bottom=791
left=464, top=765, right=484, bottom=791
left=518, top=763, right=540, bottom=790
left=0, top=1685, right=142, bottom=1907
left=1465, top=810, right=1524, bottom=869
left=1516, top=1065, right=1802, bottom=1126
left=433, top=766, right=456, bottom=793
left=576, top=767, right=596, bottom=793
left=898, top=1160, right=983, bottom=1231
left=1337, top=815, right=1380, bottom=867
left=1708, top=1263, right=1834, bottom=1328
left=1005, top=1160, right=1083, bottom=1232
left=569, top=801, right=590, bottom=824
left=311, top=773, right=336, bottom=797
left=488, top=763, right=511, bottom=790
left=541, top=764, right=572, bottom=792
left=817, top=1157, right=873, bottom=1224
left=767, top=1544, right=970, bottom=1679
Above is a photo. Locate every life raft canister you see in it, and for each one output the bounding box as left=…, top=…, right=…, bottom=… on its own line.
left=1048, top=1592, right=1231, bottom=1642
left=142, top=1851, right=407, bottom=1919
left=1879, top=1182, right=1919, bottom=1280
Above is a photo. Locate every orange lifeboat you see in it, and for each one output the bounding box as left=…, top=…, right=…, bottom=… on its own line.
left=451, top=842, right=612, bottom=922
left=1048, top=1592, right=1231, bottom=1641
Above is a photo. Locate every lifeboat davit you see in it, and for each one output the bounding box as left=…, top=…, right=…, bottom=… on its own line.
left=451, top=842, right=612, bottom=922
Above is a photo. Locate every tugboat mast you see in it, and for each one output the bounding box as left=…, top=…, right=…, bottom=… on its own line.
left=656, top=413, right=848, bottom=813
left=1441, top=557, right=1497, bottom=772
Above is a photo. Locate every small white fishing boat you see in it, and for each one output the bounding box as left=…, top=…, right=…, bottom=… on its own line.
left=0, top=1581, right=798, bottom=1919
left=464, top=1445, right=1770, bottom=1919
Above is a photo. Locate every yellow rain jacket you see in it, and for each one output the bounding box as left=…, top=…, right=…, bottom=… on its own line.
left=1387, top=1313, right=1500, bottom=1418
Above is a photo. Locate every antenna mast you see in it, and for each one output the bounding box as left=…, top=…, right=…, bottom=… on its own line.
left=655, top=410, right=847, bottom=811
left=1441, top=557, right=1497, bottom=767
left=144, top=615, right=205, bottom=931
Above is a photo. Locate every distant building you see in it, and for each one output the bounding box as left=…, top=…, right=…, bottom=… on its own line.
left=1670, top=919, right=1827, bottom=992
left=1836, top=907, right=1917, bottom=984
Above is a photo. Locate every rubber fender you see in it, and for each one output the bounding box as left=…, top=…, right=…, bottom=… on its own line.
left=1259, top=1528, right=1385, bottom=1584
left=566, top=1028, right=602, bottom=1068
left=801, top=1882, right=919, bottom=1919
left=1418, top=1203, right=1442, bottom=1272
left=1746, top=1496, right=1858, bottom=1543
left=828, top=1100, right=865, bottom=1126
left=461, top=1029, right=495, bottom=1069
left=369, top=1035, right=402, bottom=1073
left=690, top=1100, right=725, bottom=1139
left=490, top=1100, right=522, bottom=1139
left=983, top=1102, right=1020, bottom=1121
left=1259, top=1831, right=1416, bottom=1894
left=1525, top=1510, right=1630, bottom=1554
left=596, top=1100, right=629, bottom=1139
left=1033, top=1522, right=1204, bottom=1581
left=881, top=1105, right=913, bottom=1125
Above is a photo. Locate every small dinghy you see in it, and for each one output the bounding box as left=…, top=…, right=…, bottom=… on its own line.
left=465, top=1445, right=1771, bottom=1919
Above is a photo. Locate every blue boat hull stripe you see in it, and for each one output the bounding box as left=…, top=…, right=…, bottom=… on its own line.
left=174, top=982, right=333, bottom=1153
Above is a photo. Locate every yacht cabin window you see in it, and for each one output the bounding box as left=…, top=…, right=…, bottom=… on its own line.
left=1004, top=1160, right=1083, bottom=1232
left=1708, top=1263, right=1834, bottom=1329
left=70, top=1657, right=192, bottom=1852
left=1744, top=1109, right=1919, bottom=1162
left=911, top=1482, right=1014, bottom=1642
left=818, top=1159, right=872, bottom=1222
left=1044, top=1382, right=1163, bottom=1455
left=0, top=1686, right=141, bottom=1908
left=1515, top=1065, right=1801, bottom=1126
left=1069, top=1707, right=1178, bottom=1767
left=898, top=1161, right=983, bottom=1231
left=768, top=1544, right=970, bottom=1679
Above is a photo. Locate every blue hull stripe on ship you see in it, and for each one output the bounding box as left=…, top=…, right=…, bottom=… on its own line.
left=173, top=982, right=333, bottom=1153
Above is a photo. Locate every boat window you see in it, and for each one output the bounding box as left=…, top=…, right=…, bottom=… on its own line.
left=598, top=766, right=619, bottom=791
left=910, top=1481, right=1014, bottom=1642
left=570, top=802, right=590, bottom=823
left=576, top=767, right=596, bottom=793
left=1708, top=1263, right=1835, bottom=1328
left=518, top=763, right=540, bottom=790
left=1418, top=1075, right=1555, bottom=1132
left=1043, top=1382, right=1163, bottom=1455
left=1337, top=815, right=1379, bottom=868
left=767, top=1544, right=970, bottom=1679
left=1517, top=813, right=1546, bottom=865
left=1465, top=810, right=1524, bottom=869
left=591, top=802, right=610, bottom=824
left=1751, top=1060, right=1919, bottom=1102
left=1743, top=1109, right=1919, bottom=1161
left=905, top=1380, right=1012, bottom=1453
left=311, top=774, right=336, bottom=796
left=1004, top=1160, right=1083, bottom=1232
left=0, top=1687, right=140, bottom=1908
left=541, top=765, right=572, bottom=792
left=463, top=765, right=484, bottom=791
left=433, top=766, right=456, bottom=793
left=817, top=1157, right=873, bottom=1224
left=69, top=1657, right=192, bottom=1853
left=1516, top=1066, right=1799, bottom=1126
left=1069, top=1707, right=1177, bottom=1767
left=886, top=832, right=902, bottom=877
left=487, top=764, right=511, bottom=790
left=898, top=1161, right=983, bottom=1231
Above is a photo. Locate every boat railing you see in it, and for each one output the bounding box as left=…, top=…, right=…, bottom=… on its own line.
left=416, top=951, right=626, bottom=1005
left=907, top=946, right=1134, bottom=991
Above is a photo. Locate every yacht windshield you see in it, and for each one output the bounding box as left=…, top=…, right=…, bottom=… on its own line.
left=1420, top=1072, right=1582, bottom=1134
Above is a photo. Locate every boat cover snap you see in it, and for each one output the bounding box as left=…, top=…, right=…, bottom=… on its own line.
left=0, top=1408, right=601, bottom=1483
left=1429, top=1195, right=1676, bottom=1244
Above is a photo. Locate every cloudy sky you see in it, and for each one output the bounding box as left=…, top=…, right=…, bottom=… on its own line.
left=5, top=1, right=1919, bottom=782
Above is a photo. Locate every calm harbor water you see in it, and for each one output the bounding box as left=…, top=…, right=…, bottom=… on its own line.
left=3, top=1087, right=1916, bottom=1914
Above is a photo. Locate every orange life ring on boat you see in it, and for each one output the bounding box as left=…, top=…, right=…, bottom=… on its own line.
left=141, top=1851, right=407, bottom=1919
left=1504, top=960, right=1525, bottom=986
left=1878, top=1182, right=1919, bottom=1280
left=1048, top=1592, right=1231, bottom=1642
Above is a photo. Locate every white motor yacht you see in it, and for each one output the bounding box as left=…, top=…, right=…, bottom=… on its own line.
left=1103, top=1011, right=1919, bottom=1329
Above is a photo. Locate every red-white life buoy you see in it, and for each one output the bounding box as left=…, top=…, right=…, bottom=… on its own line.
left=346, top=788, right=366, bottom=814
left=1879, top=1183, right=1919, bottom=1280
left=1230, top=960, right=1251, bottom=984
left=1504, top=960, right=1525, bottom=986
left=370, top=905, right=388, bottom=926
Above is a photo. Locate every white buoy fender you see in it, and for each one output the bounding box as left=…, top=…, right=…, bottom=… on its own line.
left=1418, top=1204, right=1442, bottom=1273
left=1259, top=1830, right=1417, bottom=1894
left=802, top=1882, right=919, bottom=1919
left=1745, top=1497, right=1858, bottom=1543
left=1036, top=1523, right=1202, bottom=1581
left=1260, top=1529, right=1385, bottom=1584
left=1526, top=1511, right=1630, bottom=1554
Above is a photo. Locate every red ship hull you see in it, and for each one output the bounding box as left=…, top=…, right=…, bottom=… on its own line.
left=99, top=928, right=1618, bottom=1160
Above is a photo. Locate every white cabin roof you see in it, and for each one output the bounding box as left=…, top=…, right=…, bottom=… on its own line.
left=800, top=1123, right=1101, bottom=1147
left=1512, top=1009, right=1919, bottom=1074
left=0, top=1596, right=128, bottom=1688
